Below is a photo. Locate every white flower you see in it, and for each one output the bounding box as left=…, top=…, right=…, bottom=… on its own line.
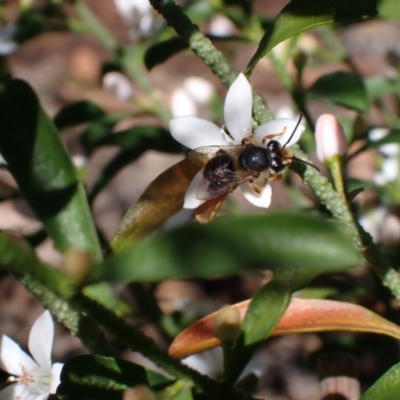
left=0, top=310, right=63, bottom=400
left=169, top=73, right=305, bottom=209
left=114, top=0, right=154, bottom=38
left=171, top=77, right=215, bottom=118
left=369, top=128, right=400, bottom=185
left=103, top=71, right=133, bottom=101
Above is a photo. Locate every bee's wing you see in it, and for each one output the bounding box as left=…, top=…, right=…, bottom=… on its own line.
left=196, top=169, right=255, bottom=201
left=188, top=145, right=244, bottom=167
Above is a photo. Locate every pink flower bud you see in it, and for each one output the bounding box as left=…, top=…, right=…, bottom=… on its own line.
left=315, top=114, right=348, bottom=162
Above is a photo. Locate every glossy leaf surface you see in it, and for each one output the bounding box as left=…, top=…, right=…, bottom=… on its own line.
left=96, top=211, right=360, bottom=282
left=169, top=298, right=400, bottom=359
left=57, top=355, right=174, bottom=400
left=0, top=79, right=102, bottom=262
left=242, top=280, right=291, bottom=346
left=307, top=71, right=369, bottom=112
left=246, top=0, right=377, bottom=73
left=361, top=362, right=400, bottom=400
left=227, top=280, right=292, bottom=381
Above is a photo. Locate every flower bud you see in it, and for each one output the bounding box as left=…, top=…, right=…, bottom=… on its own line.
left=62, top=249, right=94, bottom=285
left=315, top=114, right=348, bottom=163
left=213, top=305, right=241, bottom=342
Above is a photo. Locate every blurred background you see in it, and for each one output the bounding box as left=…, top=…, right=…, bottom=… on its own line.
left=0, top=1, right=400, bottom=399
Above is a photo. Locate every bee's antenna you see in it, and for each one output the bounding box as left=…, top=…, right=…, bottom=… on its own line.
left=291, top=156, right=320, bottom=172
left=282, top=113, right=303, bottom=151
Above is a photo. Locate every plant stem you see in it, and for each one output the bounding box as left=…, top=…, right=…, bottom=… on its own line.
left=73, top=0, right=171, bottom=124
left=18, top=274, right=117, bottom=356
left=77, top=294, right=253, bottom=400
left=148, top=0, right=273, bottom=122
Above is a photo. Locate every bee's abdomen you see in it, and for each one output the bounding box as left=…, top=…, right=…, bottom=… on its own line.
left=203, top=153, right=235, bottom=188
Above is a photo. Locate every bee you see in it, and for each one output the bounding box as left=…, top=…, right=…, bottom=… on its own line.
left=188, top=119, right=319, bottom=201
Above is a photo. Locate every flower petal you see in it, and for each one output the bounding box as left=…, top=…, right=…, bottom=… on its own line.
left=184, top=171, right=206, bottom=209
left=0, top=334, right=38, bottom=375
left=240, top=181, right=272, bottom=208
left=169, top=117, right=227, bottom=149
left=50, top=363, right=63, bottom=393
left=6, top=383, right=45, bottom=400
left=28, top=311, right=53, bottom=370
left=224, top=73, right=252, bottom=142
left=254, top=118, right=305, bottom=147
left=0, top=384, right=17, bottom=400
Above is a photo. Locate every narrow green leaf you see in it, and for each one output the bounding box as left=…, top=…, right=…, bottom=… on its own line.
left=242, top=281, right=291, bottom=345
left=92, top=211, right=361, bottom=284
left=14, top=8, right=68, bottom=43
left=54, top=100, right=105, bottom=131
left=361, top=362, right=400, bottom=400
left=365, top=76, right=398, bottom=101
left=58, top=355, right=174, bottom=400
left=0, top=231, right=75, bottom=299
left=73, top=1, right=119, bottom=51
left=307, top=71, right=369, bottom=112
left=145, top=37, right=188, bottom=70
left=230, top=280, right=291, bottom=380
left=246, top=0, right=377, bottom=74
left=79, top=114, right=131, bottom=154
left=88, top=126, right=183, bottom=202
left=174, top=386, right=194, bottom=400
left=0, top=79, right=102, bottom=262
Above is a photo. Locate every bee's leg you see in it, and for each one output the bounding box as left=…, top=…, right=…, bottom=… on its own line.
left=241, top=131, right=255, bottom=145
left=269, top=174, right=283, bottom=182
left=249, top=180, right=262, bottom=194
left=250, top=174, right=269, bottom=193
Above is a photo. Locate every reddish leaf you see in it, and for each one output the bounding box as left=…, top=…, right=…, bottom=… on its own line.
left=169, top=298, right=400, bottom=359
left=195, top=194, right=229, bottom=224
left=111, top=159, right=199, bottom=252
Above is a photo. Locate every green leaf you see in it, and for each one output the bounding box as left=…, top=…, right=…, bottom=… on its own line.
left=88, top=126, right=183, bottom=202
left=365, top=76, right=399, bottom=101
left=145, top=37, right=189, bottom=70
left=242, top=280, right=291, bottom=346
left=92, top=211, right=361, bottom=284
left=79, top=114, right=132, bottom=154
left=14, top=7, right=68, bottom=43
left=0, top=79, right=102, bottom=262
left=246, top=0, right=378, bottom=74
left=379, top=0, right=400, bottom=23
left=361, top=362, right=400, bottom=400
left=228, top=280, right=291, bottom=380
left=58, top=354, right=174, bottom=400
left=54, top=100, right=105, bottom=131
left=307, top=71, right=369, bottom=112
left=0, top=231, right=75, bottom=299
